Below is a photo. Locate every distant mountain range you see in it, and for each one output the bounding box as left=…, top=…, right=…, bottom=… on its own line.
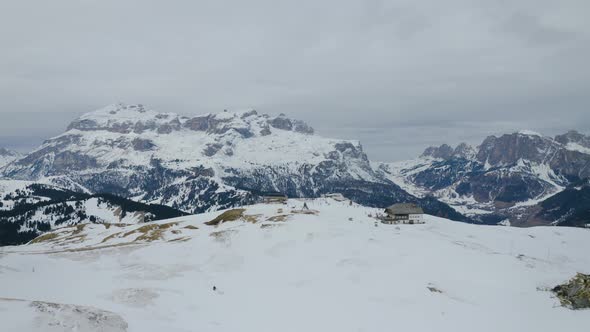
left=0, top=103, right=587, bottom=244
left=376, top=130, right=590, bottom=227
left=0, top=103, right=463, bottom=243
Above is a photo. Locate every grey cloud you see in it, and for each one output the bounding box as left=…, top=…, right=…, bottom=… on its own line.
left=0, top=0, right=589, bottom=161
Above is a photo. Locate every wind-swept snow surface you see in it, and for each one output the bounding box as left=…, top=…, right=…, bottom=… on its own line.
left=1, top=198, right=589, bottom=332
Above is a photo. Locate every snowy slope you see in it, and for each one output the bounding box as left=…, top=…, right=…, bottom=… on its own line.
left=1, top=198, right=589, bottom=332
left=0, top=179, right=186, bottom=246
left=0, top=178, right=90, bottom=211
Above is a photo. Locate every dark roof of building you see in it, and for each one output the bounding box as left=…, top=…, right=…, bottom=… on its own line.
left=385, top=203, right=423, bottom=215
left=261, top=192, right=288, bottom=198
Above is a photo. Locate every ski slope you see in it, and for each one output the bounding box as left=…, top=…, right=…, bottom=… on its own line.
left=1, top=198, right=589, bottom=331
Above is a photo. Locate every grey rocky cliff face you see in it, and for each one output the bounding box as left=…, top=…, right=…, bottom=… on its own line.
left=394, top=130, right=590, bottom=226
left=476, top=133, right=557, bottom=166
left=0, top=148, right=18, bottom=157
left=421, top=143, right=476, bottom=160
left=555, top=130, right=590, bottom=149
left=0, top=148, right=21, bottom=168
left=476, top=133, right=590, bottom=179
left=453, top=143, right=476, bottom=159
left=421, top=144, right=454, bottom=159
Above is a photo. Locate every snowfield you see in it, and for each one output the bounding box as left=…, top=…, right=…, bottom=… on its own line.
left=1, top=198, right=589, bottom=332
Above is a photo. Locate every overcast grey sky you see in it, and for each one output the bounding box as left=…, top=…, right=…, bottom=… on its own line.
left=1, top=0, right=589, bottom=161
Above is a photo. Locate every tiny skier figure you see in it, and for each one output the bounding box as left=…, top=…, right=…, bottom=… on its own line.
left=213, top=286, right=217, bottom=291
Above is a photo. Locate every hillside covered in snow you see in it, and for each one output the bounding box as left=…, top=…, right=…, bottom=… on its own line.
left=0, top=198, right=589, bottom=331
left=0, top=179, right=186, bottom=245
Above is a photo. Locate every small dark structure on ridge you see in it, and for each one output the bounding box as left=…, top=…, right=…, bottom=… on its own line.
left=382, top=203, right=424, bottom=224
left=261, top=192, right=288, bottom=204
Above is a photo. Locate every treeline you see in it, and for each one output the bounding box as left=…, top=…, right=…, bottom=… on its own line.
left=0, top=185, right=187, bottom=246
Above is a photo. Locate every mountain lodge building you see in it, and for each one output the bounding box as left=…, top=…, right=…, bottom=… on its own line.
left=383, top=203, right=424, bottom=224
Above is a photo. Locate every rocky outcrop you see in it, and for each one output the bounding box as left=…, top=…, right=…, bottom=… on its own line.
left=453, top=143, right=476, bottom=159
left=477, top=133, right=560, bottom=166
left=132, top=138, right=156, bottom=152
left=553, top=273, right=590, bottom=309
left=293, top=120, right=314, bottom=134
left=269, top=114, right=293, bottom=131
left=555, top=130, right=590, bottom=149
left=421, top=144, right=454, bottom=159
left=0, top=148, right=21, bottom=168
left=184, top=115, right=211, bottom=131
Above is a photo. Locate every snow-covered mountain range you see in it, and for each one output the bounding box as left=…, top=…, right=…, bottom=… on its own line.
left=377, top=130, right=590, bottom=226
left=0, top=103, right=462, bottom=237
left=2, top=103, right=389, bottom=210
left=1, top=198, right=589, bottom=332
left=0, top=103, right=588, bottom=244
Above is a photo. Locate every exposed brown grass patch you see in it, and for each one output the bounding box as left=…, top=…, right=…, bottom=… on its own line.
left=101, top=222, right=179, bottom=244
left=29, top=233, right=59, bottom=244
left=267, top=215, right=289, bottom=222
left=210, top=229, right=237, bottom=240
left=72, top=224, right=86, bottom=235
left=205, top=209, right=246, bottom=226
left=103, top=223, right=127, bottom=230
left=59, top=242, right=139, bottom=253
left=131, top=222, right=178, bottom=242
left=291, top=209, right=318, bottom=215
left=260, top=224, right=283, bottom=229
left=243, top=214, right=262, bottom=223
left=183, top=225, right=199, bottom=230
left=168, top=237, right=191, bottom=243
left=60, top=234, right=87, bottom=244
left=101, top=232, right=123, bottom=244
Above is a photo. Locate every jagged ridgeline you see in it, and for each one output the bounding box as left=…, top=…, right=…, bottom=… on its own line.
left=0, top=103, right=465, bottom=220
left=377, top=130, right=590, bottom=227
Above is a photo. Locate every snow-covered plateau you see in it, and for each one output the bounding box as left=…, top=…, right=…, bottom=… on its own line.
left=1, top=198, right=589, bottom=332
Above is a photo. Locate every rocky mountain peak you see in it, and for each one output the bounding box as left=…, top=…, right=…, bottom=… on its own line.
left=555, top=130, right=590, bottom=151
left=476, top=131, right=558, bottom=166
left=421, top=144, right=454, bottom=159
left=421, top=143, right=476, bottom=160
left=0, top=148, right=18, bottom=157
left=453, top=143, right=476, bottom=159
left=0, top=148, right=21, bottom=168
